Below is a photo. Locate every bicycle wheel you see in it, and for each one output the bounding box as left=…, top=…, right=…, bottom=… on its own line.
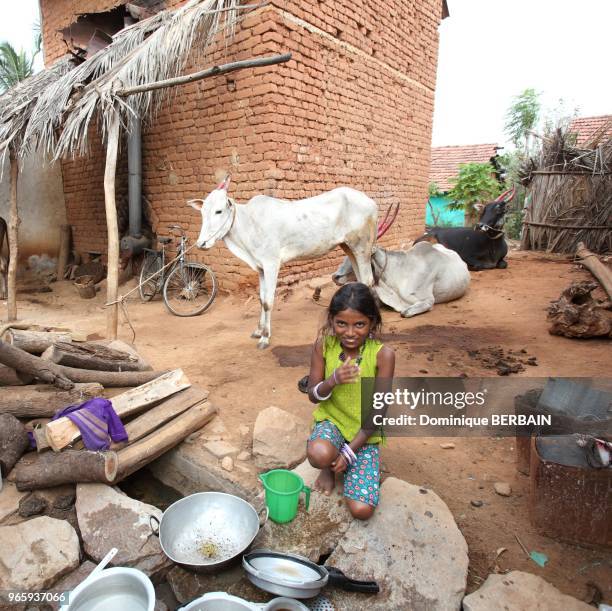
left=162, top=262, right=218, bottom=316
left=139, top=250, right=163, bottom=302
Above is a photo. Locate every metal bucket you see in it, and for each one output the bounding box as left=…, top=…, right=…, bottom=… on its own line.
left=65, top=567, right=155, bottom=611
left=150, top=492, right=267, bottom=573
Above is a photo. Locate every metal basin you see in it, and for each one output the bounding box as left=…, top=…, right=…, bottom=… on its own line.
left=151, top=492, right=266, bottom=573
left=65, top=567, right=155, bottom=611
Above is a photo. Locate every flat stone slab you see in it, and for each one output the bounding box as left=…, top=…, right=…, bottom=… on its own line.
left=325, top=477, right=468, bottom=611
left=462, top=571, right=593, bottom=611
left=150, top=436, right=260, bottom=504
left=76, top=483, right=171, bottom=578
left=0, top=516, right=80, bottom=591
left=203, top=440, right=240, bottom=459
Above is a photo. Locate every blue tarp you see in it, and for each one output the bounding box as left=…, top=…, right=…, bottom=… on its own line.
left=426, top=196, right=464, bottom=227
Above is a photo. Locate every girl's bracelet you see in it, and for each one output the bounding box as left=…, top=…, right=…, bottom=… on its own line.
left=312, top=381, right=332, bottom=402
left=340, top=443, right=357, bottom=465
left=332, top=369, right=339, bottom=385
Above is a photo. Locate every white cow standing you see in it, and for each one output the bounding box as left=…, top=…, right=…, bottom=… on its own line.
left=189, top=176, right=378, bottom=348
left=333, top=241, right=470, bottom=317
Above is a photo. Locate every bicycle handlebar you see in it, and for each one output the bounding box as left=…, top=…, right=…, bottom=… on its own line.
left=167, top=224, right=185, bottom=237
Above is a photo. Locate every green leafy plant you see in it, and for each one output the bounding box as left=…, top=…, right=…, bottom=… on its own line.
left=504, top=88, right=541, bottom=153
left=446, top=163, right=501, bottom=225
left=0, top=42, right=36, bottom=93
left=428, top=181, right=444, bottom=198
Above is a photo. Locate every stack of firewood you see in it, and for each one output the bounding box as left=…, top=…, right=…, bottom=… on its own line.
left=0, top=327, right=215, bottom=491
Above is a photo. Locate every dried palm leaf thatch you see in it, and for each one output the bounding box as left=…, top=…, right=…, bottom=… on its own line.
left=0, top=56, right=75, bottom=167
left=520, top=125, right=612, bottom=255
left=55, top=0, right=243, bottom=159
left=22, top=0, right=244, bottom=161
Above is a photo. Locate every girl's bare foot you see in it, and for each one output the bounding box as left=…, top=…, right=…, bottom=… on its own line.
left=314, top=467, right=335, bottom=495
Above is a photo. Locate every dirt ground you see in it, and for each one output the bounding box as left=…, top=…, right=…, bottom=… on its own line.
left=6, top=249, right=611, bottom=604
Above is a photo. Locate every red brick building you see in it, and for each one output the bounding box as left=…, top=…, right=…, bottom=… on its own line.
left=40, top=0, right=447, bottom=291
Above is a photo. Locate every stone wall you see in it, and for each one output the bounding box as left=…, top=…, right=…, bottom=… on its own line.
left=40, top=0, right=442, bottom=291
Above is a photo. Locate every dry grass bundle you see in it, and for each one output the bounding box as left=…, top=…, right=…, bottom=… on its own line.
left=520, top=124, right=612, bottom=254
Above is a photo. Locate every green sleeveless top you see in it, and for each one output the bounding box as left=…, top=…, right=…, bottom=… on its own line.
left=313, top=336, right=383, bottom=444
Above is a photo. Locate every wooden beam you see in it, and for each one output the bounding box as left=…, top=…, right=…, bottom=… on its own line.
left=104, top=111, right=121, bottom=339
left=117, top=53, right=292, bottom=97
left=576, top=242, right=612, bottom=301
left=7, top=152, right=19, bottom=321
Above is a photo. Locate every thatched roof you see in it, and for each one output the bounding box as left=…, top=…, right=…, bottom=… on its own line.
left=0, top=0, right=244, bottom=163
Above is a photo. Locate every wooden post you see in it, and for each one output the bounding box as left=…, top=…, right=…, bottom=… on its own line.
left=104, top=112, right=121, bottom=339
left=7, top=152, right=19, bottom=321
left=57, top=224, right=71, bottom=280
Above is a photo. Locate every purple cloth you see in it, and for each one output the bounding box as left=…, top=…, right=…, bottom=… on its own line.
left=52, top=397, right=128, bottom=451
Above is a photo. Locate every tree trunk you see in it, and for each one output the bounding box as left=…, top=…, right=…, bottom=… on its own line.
left=576, top=242, right=612, bottom=301
left=0, top=383, right=103, bottom=418
left=14, top=450, right=118, bottom=491
left=0, top=363, right=33, bottom=385
left=113, top=401, right=217, bottom=482
left=44, top=369, right=190, bottom=451
left=105, top=112, right=121, bottom=340
left=0, top=339, right=166, bottom=389
left=3, top=329, right=72, bottom=354
left=57, top=224, right=71, bottom=281
left=7, top=153, right=19, bottom=321
left=0, top=414, right=30, bottom=477
left=0, top=216, right=7, bottom=300
left=44, top=341, right=151, bottom=372
left=119, top=386, right=209, bottom=446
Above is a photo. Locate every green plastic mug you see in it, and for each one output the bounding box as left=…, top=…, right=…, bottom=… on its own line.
left=259, top=469, right=311, bottom=524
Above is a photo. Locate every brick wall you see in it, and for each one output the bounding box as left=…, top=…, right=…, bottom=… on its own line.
left=41, top=0, right=442, bottom=292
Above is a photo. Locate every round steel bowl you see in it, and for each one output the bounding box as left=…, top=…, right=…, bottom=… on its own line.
left=66, top=567, right=155, bottom=611
left=152, top=492, right=264, bottom=573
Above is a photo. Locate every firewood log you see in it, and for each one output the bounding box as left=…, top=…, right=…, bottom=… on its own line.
left=0, top=414, right=30, bottom=477
left=3, top=329, right=72, bottom=354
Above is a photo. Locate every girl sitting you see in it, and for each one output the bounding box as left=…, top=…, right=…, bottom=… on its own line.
left=307, top=282, right=395, bottom=520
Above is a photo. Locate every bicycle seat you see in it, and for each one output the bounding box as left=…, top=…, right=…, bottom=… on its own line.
left=158, top=237, right=172, bottom=245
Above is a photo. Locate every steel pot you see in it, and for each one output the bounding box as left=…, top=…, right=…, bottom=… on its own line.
left=64, top=567, right=155, bottom=611
left=180, top=592, right=308, bottom=610
left=150, top=492, right=268, bottom=573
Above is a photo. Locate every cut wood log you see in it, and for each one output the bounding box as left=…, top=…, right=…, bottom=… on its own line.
left=44, top=369, right=190, bottom=452
left=0, top=339, right=167, bottom=390
left=119, top=386, right=209, bottom=447
left=3, top=329, right=72, bottom=354
left=0, top=414, right=30, bottom=477
left=0, top=363, right=33, bottom=386
left=113, top=401, right=217, bottom=482
left=576, top=242, right=612, bottom=301
left=0, top=383, right=103, bottom=418
left=43, top=341, right=150, bottom=372
left=14, top=450, right=118, bottom=491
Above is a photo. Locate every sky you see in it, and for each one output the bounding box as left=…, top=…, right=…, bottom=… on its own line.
left=1, top=0, right=610, bottom=151
left=433, top=0, right=612, bottom=149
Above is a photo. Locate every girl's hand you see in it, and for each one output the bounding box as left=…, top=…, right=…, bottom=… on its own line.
left=331, top=453, right=348, bottom=473
left=333, top=357, right=360, bottom=385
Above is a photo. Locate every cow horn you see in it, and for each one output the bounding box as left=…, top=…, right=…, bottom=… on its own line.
left=495, top=185, right=516, bottom=203
left=377, top=202, right=399, bottom=238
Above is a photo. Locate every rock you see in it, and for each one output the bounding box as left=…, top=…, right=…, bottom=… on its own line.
left=255, top=459, right=353, bottom=562
left=18, top=494, right=47, bottom=517
left=167, top=564, right=266, bottom=605
left=439, top=442, right=455, bottom=449
left=0, top=516, right=80, bottom=590
left=149, top=436, right=260, bottom=503
left=237, top=451, right=251, bottom=461
left=325, top=478, right=468, bottom=610
left=239, top=425, right=250, bottom=437
left=221, top=456, right=234, bottom=471
left=0, top=481, right=27, bottom=523
left=471, top=500, right=484, bottom=507
left=76, top=483, right=171, bottom=578
left=203, top=440, right=240, bottom=459
left=494, top=482, right=512, bottom=497
left=462, top=571, right=592, bottom=611
left=252, top=406, right=309, bottom=470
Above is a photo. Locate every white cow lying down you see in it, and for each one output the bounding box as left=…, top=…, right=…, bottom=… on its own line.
left=333, top=241, right=470, bottom=317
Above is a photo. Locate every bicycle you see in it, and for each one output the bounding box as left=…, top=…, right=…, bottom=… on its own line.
left=139, top=224, right=218, bottom=317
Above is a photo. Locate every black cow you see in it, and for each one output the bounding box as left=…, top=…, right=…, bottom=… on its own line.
left=415, top=188, right=515, bottom=271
